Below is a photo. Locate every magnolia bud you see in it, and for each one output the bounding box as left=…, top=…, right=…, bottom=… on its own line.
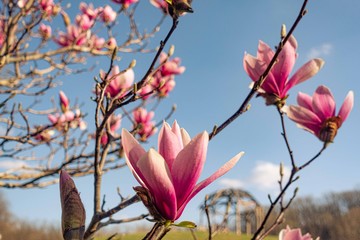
left=279, top=162, right=284, bottom=177
left=59, top=91, right=69, bottom=113
left=281, top=24, right=286, bottom=39
left=60, top=170, right=86, bottom=240
left=129, top=59, right=137, bottom=69
left=168, top=45, right=175, bottom=57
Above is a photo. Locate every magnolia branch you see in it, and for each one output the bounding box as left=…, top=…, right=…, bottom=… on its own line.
left=209, top=0, right=309, bottom=140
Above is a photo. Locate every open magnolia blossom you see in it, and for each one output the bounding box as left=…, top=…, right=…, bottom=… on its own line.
left=285, top=85, right=354, bottom=143
left=121, top=121, right=244, bottom=221
left=243, top=35, right=324, bottom=107
left=279, top=226, right=320, bottom=240
left=99, top=66, right=134, bottom=98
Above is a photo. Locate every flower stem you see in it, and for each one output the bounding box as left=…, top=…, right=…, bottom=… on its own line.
left=143, top=222, right=171, bottom=240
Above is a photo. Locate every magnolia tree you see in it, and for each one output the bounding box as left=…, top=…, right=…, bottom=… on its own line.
left=0, top=0, right=354, bottom=240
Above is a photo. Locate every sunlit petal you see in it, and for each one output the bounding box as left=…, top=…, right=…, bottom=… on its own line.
left=171, top=132, right=208, bottom=207
left=338, top=91, right=354, bottom=127
left=176, top=152, right=243, bottom=219
left=137, top=149, right=177, bottom=220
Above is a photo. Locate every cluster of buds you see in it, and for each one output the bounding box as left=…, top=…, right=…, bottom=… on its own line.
left=98, top=66, right=135, bottom=99
left=132, top=108, right=157, bottom=142
left=17, top=0, right=60, bottom=18
left=47, top=91, right=87, bottom=132
left=139, top=52, right=185, bottom=99
left=54, top=2, right=117, bottom=49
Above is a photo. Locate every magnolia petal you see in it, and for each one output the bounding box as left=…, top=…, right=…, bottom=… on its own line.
left=243, top=53, right=266, bottom=82
left=171, top=120, right=184, bottom=149
left=181, top=128, right=191, bottom=146
left=273, top=37, right=297, bottom=92
left=312, top=85, right=336, bottom=121
left=257, top=40, right=274, bottom=63
left=158, top=122, right=182, bottom=169
left=297, top=92, right=313, bottom=111
left=137, top=149, right=177, bottom=220
left=59, top=91, right=69, bottom=109
left=176, top=152, right=244, bottom=220
left=260, top=71, right=281, bottom=97
left=121, top=129, right=147, bottom=186
left=285, top=58, right=324, bottom=93
left=171, top=131, right=209, bottom=208
left=286, top=105, right=322, bottom=135
left=337, top=90, right=354, bottom=127
left=287, top=35, right=298, bottom=50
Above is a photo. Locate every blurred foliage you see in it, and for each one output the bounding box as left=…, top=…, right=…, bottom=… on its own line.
left=267, top=189, right=360, bottom=240
left=0, top=191, right=62, bottom=240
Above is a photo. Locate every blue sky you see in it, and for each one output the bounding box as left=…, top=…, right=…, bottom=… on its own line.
left=1, top=0, right=359, bottom=232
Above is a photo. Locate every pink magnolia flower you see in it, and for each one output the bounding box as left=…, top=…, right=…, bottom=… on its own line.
left=101, top=5, right=117, bottom=23
left=112, top=0, right=139, bottom=8
left=243, top=35, right=324, bottom=107
left=138, top=83, right=154, bottom=100
left=99, top=66, right=134, bottom=98
left=54, top=25, right=87, bottom=47
left=159, top=52, right=186, bottom=76
left=121, top=121, right=244, bottom=221
left=39, top=23, right=52, bottom=39
left=39, top=0, right=57, bottom=17
left=153, top=73, right=176, bottom=97
left=100, top=114, right=122, bottom=145
left=133, top=107, right=157, bottom=141
left=89, top=35, right=105, bottom=50
left=286, top=85, right=354, bottom=143
left=79, top=2, right=100, bottom=20
left=76, top=14, right=94, bottom=31
left=279, top=226, right=319, bottom=240
left=150, top=52, right=185, bottom=97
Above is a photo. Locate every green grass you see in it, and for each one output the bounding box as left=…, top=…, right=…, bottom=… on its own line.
left=97, top=231, right=278, bottom=240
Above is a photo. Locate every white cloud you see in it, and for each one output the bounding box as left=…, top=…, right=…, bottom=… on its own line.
left=219, top=178, right=245, bottom=188
left=217, top=161, right=291, bottom=193
left=249, top=161, right=290, bottom=191
left=306, top=43, right=333, bottom=59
